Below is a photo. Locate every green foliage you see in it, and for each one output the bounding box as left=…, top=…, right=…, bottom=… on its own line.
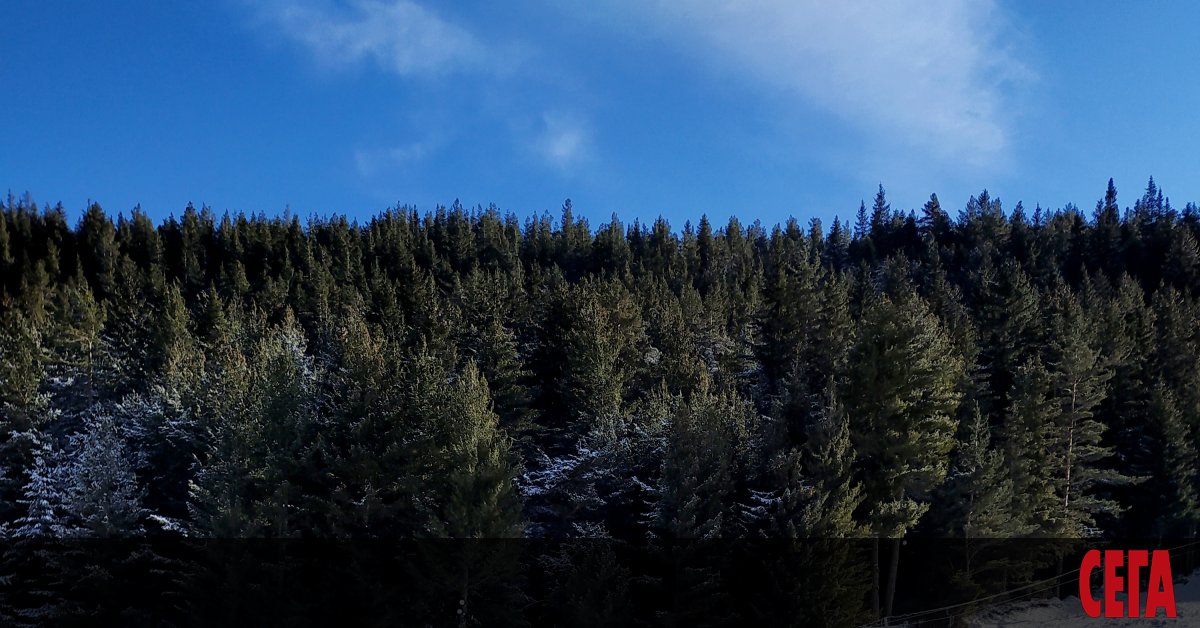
left=653, top=378, right=756, bottom=539
left=1004, top=358, right=1062, bottom=533
left=771, top=382, right=863, bottom=538
left=424, top=362, right=523, bottom=538
left=1043, top=287, right=1131, bottom=535
left=942, top=405, right=1028, bottom=538
left=1, top=179, right=1199, bottom=552
left=560, top=278, right=646, bottom=433
left=848, top=290, right=964, bottom=537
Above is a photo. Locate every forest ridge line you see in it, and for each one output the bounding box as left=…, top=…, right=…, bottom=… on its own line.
left=0, top=176, right=1197, bottom=544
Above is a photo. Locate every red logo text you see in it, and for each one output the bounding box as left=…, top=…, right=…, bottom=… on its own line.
left=1079, top=549, right=1176, bottom=618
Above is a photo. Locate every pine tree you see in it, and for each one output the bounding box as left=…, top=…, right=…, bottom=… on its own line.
left=937, top=405, right=1035, bottom=600
left=560, top=279, right=646, bottom=435
left=1165, top=227, right=1200, bottom=293
left=76, top=203, right=119, bottom=302
left=848, top=290, right=963, bottom=536
left=63, top=413, right=145, bottom=537
left=7, top=442, right=72, bottom=538
left=0, top=207, right=13, bottom=293
left=425, top=362, right=523, bottom=538
left=869, top=185, right=890, bottom=237
left=1004, top=357, right=1061, bottom=534
left=973, top=260, right=1041, bottom=420
left=0, top=310, right=48, bottom=429
left=920, top=193, right=951, bottom=243
left=851, top=201, right=876, bottom=263
left=942, top=405, right=1028, bottom=538
left=846, top=289, right=963, bottom=617
left=823, top=217, right=850, bottom=271
left=1087, top=274, right=1157, bottom=535
left=0, top=311, right=53, bottom=528
left=1043, top=288, right=1129, bottom=536
left=187, top=305, right=259, bottom=537
left=49, top=273, right=110, bottom=408
left=1092, top=179, right=1123, bottom=279
left=1146, top=385, right=1200, bottom=536
left=249, top=310, right=318, bottom=537
left=653, top=378, right=754, bottom=539
left=790, top=383, right=861, bottom=538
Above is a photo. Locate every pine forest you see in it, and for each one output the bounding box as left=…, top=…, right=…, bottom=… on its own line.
left=2, top=179, right=1200, bottom=622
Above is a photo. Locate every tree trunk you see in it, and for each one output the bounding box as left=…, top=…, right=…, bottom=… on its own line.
left=872, top=536, right=881, bottom=618
left=885, top=536, right=902, bottom=617
left=1063, top=383, right=1078, bottom=520
left=1056, top=553, right=1064, bottom=598
left=460, top=561, right=470, bottom=628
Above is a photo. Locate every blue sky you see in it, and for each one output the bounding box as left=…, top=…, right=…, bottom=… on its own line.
left=2, top=0, right=1199, bottom=230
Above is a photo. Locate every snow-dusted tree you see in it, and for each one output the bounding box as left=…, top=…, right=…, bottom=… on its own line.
left=0, top=310, right=53, bottom=528
left=249, top=310, right=318, bottom=537
left=188, top=309, right=321, bottom=537
left=7, top=442, right=72, bottom=538
left=187, top=302, right=257, bottom=537
left=63, top=413, right=145, bottom=537
left=47, top=273, right=112, bottom=411
left=0, top=444, right=76, bottom=625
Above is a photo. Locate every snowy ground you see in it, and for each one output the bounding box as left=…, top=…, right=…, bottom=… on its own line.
left=968, top=571, right=1200, bottom=627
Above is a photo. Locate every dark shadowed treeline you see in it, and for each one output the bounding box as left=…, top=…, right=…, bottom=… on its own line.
left=2, top=178, right=1200, bottom=550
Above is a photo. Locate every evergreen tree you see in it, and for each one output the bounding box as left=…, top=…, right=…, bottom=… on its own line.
left=63, top=413, right=145, bottom=537
left=1146, top=384, right=1200, bottom=536
left=1042, top=288, right=1129, bottom=535
left=560, top=279, right=646, bottom=435
left=940, top=404, right=1027, bottom=540
left=0, top=207, right=13, bottom=294
left=1004, top=358, right=1061, bottom=533
left=846, top=289, right=963, bottom=617
left=1092, top=178, right=1124, bottom=279
left=423, top=362, right=523, bottom=538
left=973, top=260, right=1041, bottom=420
left=771, top=382, right=862, bottom=538
left=76, top=203, right=119, bottom=303
left=653, top=378, right=755, bottom=539
left=0, top=311, right=51, bottom=527
left=848, top=290, right=963, bottom=536
left=7, top=442, right=72, bottom=538
left=186, top=305, right=259, bottom=537
left=48, top=274, right=110, bottom=408
left=936, top=406, right=1035, bottom=601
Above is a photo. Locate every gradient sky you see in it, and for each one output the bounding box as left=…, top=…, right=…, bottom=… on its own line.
left=2, top=0, right=1199, bottom=229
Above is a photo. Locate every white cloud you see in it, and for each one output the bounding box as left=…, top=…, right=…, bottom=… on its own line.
left=534, top=112, right=590, bottom=170
left=354, top=142, right=428, bottom=177
left=257, top=0, right=501, bottom=77
left=608, top=0, right=1033, bottom=170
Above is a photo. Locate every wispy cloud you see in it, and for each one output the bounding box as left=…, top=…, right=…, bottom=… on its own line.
left=610, top=0, right=1033, bottom=170
left=534, top=112, right=591, bottom=170
left=354, top=141, right=428, bottom=177
left=256, top=0, right=509, bottom=77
